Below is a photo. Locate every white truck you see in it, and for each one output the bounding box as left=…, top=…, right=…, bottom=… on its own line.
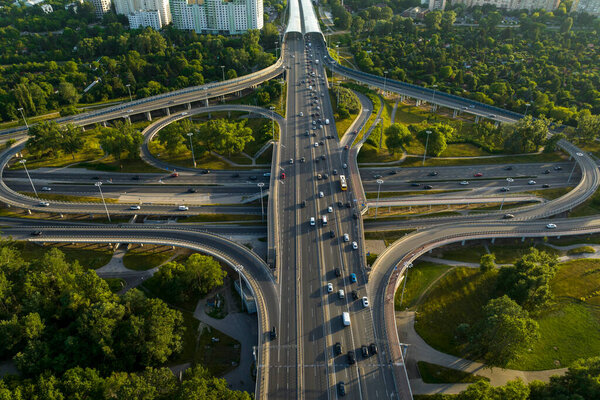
left=342, top=312, right=351, bottom=327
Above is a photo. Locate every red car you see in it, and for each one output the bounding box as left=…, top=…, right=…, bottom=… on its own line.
left=171, top=171, right=179, bottom=177
left=281, top=172, right=286, bottom=179
left=474, top=172, right=483, bottom=177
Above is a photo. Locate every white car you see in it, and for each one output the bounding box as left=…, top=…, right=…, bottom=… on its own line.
left=319, top=191, right=324, bottom=198
left=180, top=111, right=188, bottom=116
left=130, top=205, right=141, bottom=210
left=459, top=181, right=469, bottom=185
left=338, top=289, right=345, bottom=299
left=310, top=217, right=315, bottom=226
left=289, top=158, right=294, bottom=164
left=264, top=172, right=271, bottom=177
left=362, top=297, right=370, bottom=307
left=39, top=201, right=50, bottom=207
left=343, top=163, right=348, bottom=169
left=314, top=142, right=319, bottom=147
left=546, top=223, right=557, bottom=229
left=327, top=283, right=333, bottom=293
left=528, top=180, right=536, bottom=185
left=299, top=112, right=303, bottom=117
left=343, top=233, right=349, bottom=242
left=178, top=205, right=189, bottom=211
left=327, top=206, right=333, bottom=213
left=41, top=187, right=52, bottom=191
left=352, top=241, right=358, bottom=250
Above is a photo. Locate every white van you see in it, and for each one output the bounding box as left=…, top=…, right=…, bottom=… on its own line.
left=322, top=215, right=328, bottom=225
left=342, top=312, right=351, bottom=327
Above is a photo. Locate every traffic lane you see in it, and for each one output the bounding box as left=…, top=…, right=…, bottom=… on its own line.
left=359, top=161, right=574, bottom=182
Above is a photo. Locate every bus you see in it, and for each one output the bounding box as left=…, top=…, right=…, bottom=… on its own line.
left=340, top=175, right=347, bottom=191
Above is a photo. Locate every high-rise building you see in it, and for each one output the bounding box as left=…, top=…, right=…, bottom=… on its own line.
left=452, top=0, right=559, bottom=11
left=128, top=9, right=162, bottom=29
left=171, top=0, right=263, bottom=35
left=90, top=0, right=111, bottom=18
left=429, top=0, right=446, bottom=11
left=573, top=0, right=600, bottom=15
left=114, top=0, right=172, bottom=29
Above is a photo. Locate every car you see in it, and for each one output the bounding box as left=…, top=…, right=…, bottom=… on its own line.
left=321, top=155, right=326, bottom=160
left=389, top=170, right=397, bottom=175
left=428, top=171, right=438, bottom=176
left=31, top=231, right=43, bottom=236
left=323, top=173, right=329, bottom=179
left=374, top=174, right=382, bottom=179
left=317, top=174, right=322, bottom=180
left=130, top=205, right=141, bottom=210
left=187, top=188, right=197, bottom=193
left=335, top=267, right=341, bottom=277
left=343, top=163, right=347, bottom=169
left=352, top=241, right=358, bottom=250
left=270, top=326, right=277, bottom=340
left=344, top=145, right=349, bottom=150
left=338, top=290, right=345, bottom=299
left=362, top=297, right=369, bottom=307
left=343, top=233, right=349, bottom=242
left=500, top=187, right=510, bottom=192
left=281, top=172, right=286, bottom=179
left=249, top=176, right=257, bottom=180
left=128, top=109, right=134, bottom=113
left=528, top=180, right=536, bottom=185
left=361, top=345, right=369, bottom=358
left=301, top=200, right=306, bottom=208
left=350, top=273, right=357, bottom=283
left=544, top=169, right=550, bottom=174
left=546, top=223, right=557, bottom=229
left=180, top=111, right=187, bottom=116
left=299, top=112, right=303, bottom=117
left=304, top=131, right=310, bottom=137
left=337, top=201, right=343, bottom=208
left=310, top=217, right=315, bottom=226
left=489, top=114, right=497, bottom=118
left=353, top=212, right=359, bottom=220
left=39, top=201, right=50, bottom=207
left=333, top=169, right=338, bottom=175
left=319, top=191, right=324, bottom=198
left=347, top=351, right=356, bottom=364
left=460, top=181, right=469, bottom=185
left=474, top=172, right=483, bottom=177
left=369, top=343, right=378, bottom=355
left=289, top=158, right=294, bottom=164
left=424, top=185, right=433, bottom=189
left=91, top=176, right=100, bottom=180
left=334, top=342, right=342, bottom=355
left=263, top=172, right=271, bottom=177
left=351, top=290, right=359, bottom=300
left=503, top=214, right=515, bottom=219
left=327, top=283, right=333, bottom=293
left=232, top=173, right=240, bottom=178
left=178, top=205, right=189, bottom=211
left=314, top=142, right=319, bottom=147
left=202, top=169, right=210, bottom=174
left=171, top=172, right=179, bottom=177
left=542, top=183, right=550, bottom=188
left=411, top=182, right=420, bottom=187
left=328, top=206, right=333, bottom=213
left=319, top=140, right=324, bottom=145
left=300, top=157, right=306, bottom=163
left=554, top=165, right=562, bottom=170
left=504, top=166, right=513, bottom=170
left=41, top=186, right=51, bottom=191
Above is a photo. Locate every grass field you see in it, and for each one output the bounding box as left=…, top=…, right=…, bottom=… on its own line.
left=123, top=245, right=175, bottom=271
left=417, top=361, right=489, bottom=384
left=433, top=240, right=563, bottom=264
left=179, top=213, right=263, bottom=223
left=394, top=262, right=452, bottom=310
left=414, top=259, right=600, bottom=370
left=329, top=91, right=358, bottom=139
left=567, top=246, right=596, bottom=255
left=104, top=278, right=125, bottom=293
left=364, top=229, right=415, bottom=246
left=19, top=191, right=119, bottom=204
left=196, top=323, right=241, bottom=376
left=14, top=242, right=113, bottom=269
left=525, top=187, right=574, bottom=200
left=365, top=189, right=467, bottom=199
left=569, top=188, right=600, bottom=217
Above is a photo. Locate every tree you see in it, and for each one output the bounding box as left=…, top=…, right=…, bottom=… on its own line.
left=384, top=123, right=411, bottom=154
left=503, top=115, right=550, bottom=153
left=26, top=121, right=63, bottom=157
left=479, top=253, right=496, bottom=273
left=99, top=122, right=143, bottom=160
left=424, top=11, right=442, bottom=31
left=496, top=248, right=558, bottom=311
left=576, top=111, right=600, bottom=142
left=543, top=133, right=565, bottom=153
left=60, top=124, right=85, bottom=159
left=471, top=295, right=539, bottom=366
left=58, top=82, right=80, bottom=105
left=560, top=17, right=573, bottom=33
left=417, top=124, right=454, bottom=156
left=441, top=10, right=456, bottom=31
left=158, top=120, right=189, bottom=154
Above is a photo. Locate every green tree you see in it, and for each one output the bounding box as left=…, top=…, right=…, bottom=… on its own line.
left=560, top=17, right=573, bottom=33
left=26, top=121, right=63, bottom=157
left=471, top=295, right=539, bottom=366
left=479, top=253, right=496, bottom=273
left=58, top=81, right=80, bottom=105
left=384, top=123, right=411, bottom=154
left=99, top=122, right=144, bottom=160
left=60, top=124, right=85, bottom=159
left=441, top=10, right=456, bottom=31
left=503, top=115, right=550, bottom=153
left=576, top=111, right=600, bottom=142
left=424, top=11, right=442, bottom=31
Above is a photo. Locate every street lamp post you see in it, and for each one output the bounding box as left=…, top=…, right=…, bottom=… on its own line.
left=17, top=107, right=29, bottom=129
left=399, top=262, right=413, bottom=308
left=500, top=177, right=514, bottom=211
left=125, top=84, right=133, bottom=102
left=375, top=179, right=384, bottom=220
left=187, top=132, right=196, bottom=168
left=274, top=41, right=279, bottom=59
left=431, top=84, right=438, bottom=112
left=383, top=70, right=389, bottom=95
left=234, top=265, right=245, bottom=311
left=258, top=182, right=265, bottom=221
left=269, top=106, right=275, bottom=139
left=524, top=102, right=531, bottom=116
left=422, top=130, right=432, bottom=166
left=568, top=153, right=584, bottom=183
left=95, top=182, right=111, bottom=222
left=220, top=65, right=225, bottom=101
left=19, top=159, right=37, bottom=198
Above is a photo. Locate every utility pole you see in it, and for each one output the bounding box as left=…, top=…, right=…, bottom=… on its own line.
left=95, top=182, right=111, bottom=222
left=17, top=107, right=29, bottom=129
left=234, top=265, right=245, bottom=311
left=187, top=132, right=196, bottom=168
left=19, top=159, right=37, bottom=198
left=568, top=153, right=584, bottom=183
left=398, top=263, right=413, bottom=308
left=422, top=130, right=432, bottom=166
left=125, top=84, right=133, bottom=102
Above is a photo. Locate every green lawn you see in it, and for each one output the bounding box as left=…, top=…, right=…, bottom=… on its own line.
left=19, top=191, right=119, bottom=204
left=569, top=188, right=600, bottom=217
left=415, top=259, right=600, bottom=370
left=399, top=152, right=567, bottom=168
left=78, top=156, right=165, bottom=173
left=525, top=187, right=574, bottom=200
left=394, top=262, right=452, bottom=310
left=123, top=245, right=175, bottom=271
left=364, top=211, right=462, bottom=221
left=364, top=229, right=416, bottom=246
left=567, top=246, right=596, bottom=255
left=168, top=311, right=200, bottom=366
left=439, top=143, right=490, bottom=157
left=434, top=241, right=563, bottom=264
left=329, top=91, right=358, bottom=139
left=365, top=189, right=467, bottom=199
left=14, top=242, right=113, bottom=269
left=417, top=361, right=489, bottom=384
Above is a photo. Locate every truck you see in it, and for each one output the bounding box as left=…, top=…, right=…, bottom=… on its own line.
left=342, top=312, right=351, bottom=327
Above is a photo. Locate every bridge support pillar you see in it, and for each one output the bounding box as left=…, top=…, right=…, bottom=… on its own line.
left=145, top=112, right=152, bottom=121
left=124, top=116, right=131, bottom=125
left=491, top=238, right=495, bottom=244
left=165, top=107, right=171, bottom=116
left=187, top=103, right=191, bottom=110
left=27, top=209, right=31, bottom=215
left=494, top=121, right=500, bottom=128
left=475, top=115, right=480, bottom=124
left=461, top=240, right=466, bottom=246
left=431, top=104, right=438, bottom=112
left=102, top=121, right=107, bottom=127
left=415, top=100, right=421, bottom=106
left=453, top=109, right=458, bottom=118
left=205, top=99, right=209, bottom=107
left=522, top=237, right=526, bottom=242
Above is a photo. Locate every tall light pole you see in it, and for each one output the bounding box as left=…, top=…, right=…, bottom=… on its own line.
left=258, top=182, right=265, bottom=221
left=19, top=159, right=37, bottom=198
left=568, top=153, right=584, bottom=183
left=234, top=265, right=245, bottom=311
left=269, top=106, right=275, bottom=138
left=500, top=177, right=514, bottom=211
left=95, top=182, right=111, bottom=222
left=399, top=262, right=413, bottom=309
left=375, top=179, right=384, bottom=220
left=431, top=84, right=438, bottom=112
left=125, top=84, right=133, bottom=102
left=17, top=107, right=28, bottom=129
left=524, top=102, right=531, bottom=116
left=220, top=65, right=225, bottom=81
left=187, top=132, right=196, bottom=168
left=274, top=40, right=279, bottom=59
left=335, top=45, right=340, bottom=106
left=383, top=70, right=389, bottom=95
left=422, top=130, right=432, bottom=166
